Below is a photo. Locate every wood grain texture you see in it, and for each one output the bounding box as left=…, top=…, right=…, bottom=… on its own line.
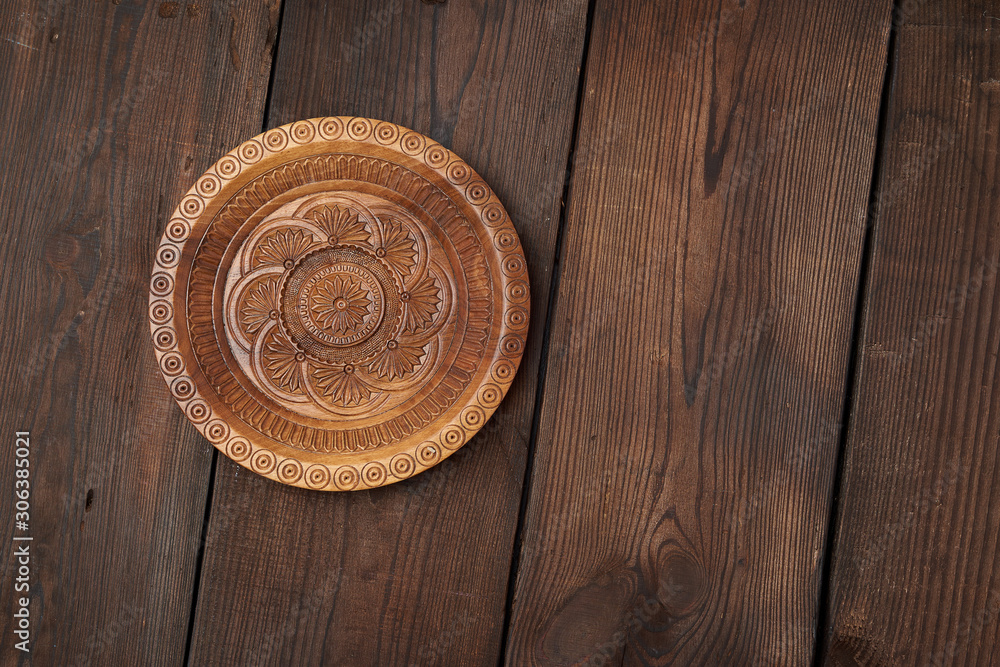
left=504, top=0, right=892, bottom=664
left=0, top=0, right=279, bottom=664
left=824, top=3, right=1000, bottom=665
left=187, top=0, right=588, bottom=664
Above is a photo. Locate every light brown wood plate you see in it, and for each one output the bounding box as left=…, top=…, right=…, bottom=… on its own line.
left=149, top=117, right=528, bottom=491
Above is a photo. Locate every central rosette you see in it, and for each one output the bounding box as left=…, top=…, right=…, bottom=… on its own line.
left=306, top=273, right=373, bottom=338
left=280, top=246, right=401, bottom=363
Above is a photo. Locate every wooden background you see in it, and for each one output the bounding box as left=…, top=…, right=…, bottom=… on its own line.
left=1, top=0, right=998, bottom=665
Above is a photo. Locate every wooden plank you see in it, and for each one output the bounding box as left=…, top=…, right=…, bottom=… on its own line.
left=0, top=1, right=280, bottom=665
left=504, top=0, right=893, bottom=663
left=823, top=4, right=1000, bottom=665
left=187, top=1, right=589, bottom=664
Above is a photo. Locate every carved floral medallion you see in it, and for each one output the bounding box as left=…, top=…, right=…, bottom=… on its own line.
left=149, top=117, right=529, bottom=490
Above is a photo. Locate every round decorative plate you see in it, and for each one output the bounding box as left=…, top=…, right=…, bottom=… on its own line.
left=149, top=117, right=529, bottom=491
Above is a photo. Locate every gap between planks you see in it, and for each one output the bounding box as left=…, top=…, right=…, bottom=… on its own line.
left=496, top=0, right=599, bottom=665
left=180, top=2, right=288, bottom=665
left=810, top=2, right=901, bottom=664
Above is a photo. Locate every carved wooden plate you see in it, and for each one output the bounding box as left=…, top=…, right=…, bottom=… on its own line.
left=149, top=117, right=528, bottom=491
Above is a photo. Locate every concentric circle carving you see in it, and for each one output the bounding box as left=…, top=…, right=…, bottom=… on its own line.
left=149, top=117, right=528, bottom=490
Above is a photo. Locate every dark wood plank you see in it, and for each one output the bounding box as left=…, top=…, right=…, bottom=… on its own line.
left=187, top=1, right=589, bottom=664
left=0, top=1, right=279, bottom=664
left=824, top=3, right=1000, bottom=665
left=504, top=0, right=893, bottom=663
